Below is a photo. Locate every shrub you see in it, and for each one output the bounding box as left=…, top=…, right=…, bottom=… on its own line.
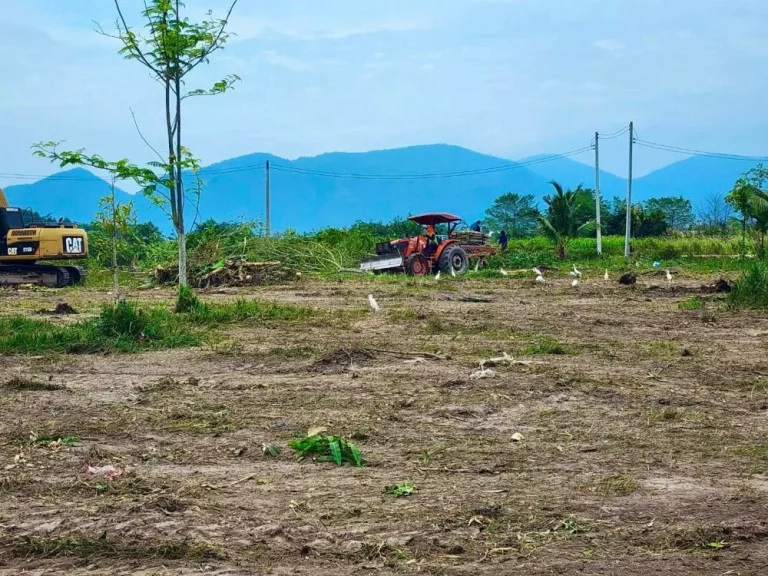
left=729, top=262, right=768, bottom=309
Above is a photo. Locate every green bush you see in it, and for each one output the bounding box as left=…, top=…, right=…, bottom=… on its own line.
left=176, top=285, right=200, bottom=313
left=729, top=262, right=768, bottom=309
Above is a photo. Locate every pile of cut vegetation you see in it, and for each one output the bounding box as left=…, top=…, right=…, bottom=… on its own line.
left=155, top=258, right=299, bottom=288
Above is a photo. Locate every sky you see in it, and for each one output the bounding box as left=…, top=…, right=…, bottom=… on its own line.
left=1, top=0, right=767, bottom=188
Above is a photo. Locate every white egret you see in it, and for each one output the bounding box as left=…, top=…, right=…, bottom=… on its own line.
left=571, top=264, right=582, bottom=278
left=603, top=269, right=609, bottom=282
left=571, top=279, right=579, bottom=288
left=435, top=270, right=441, bottom=281
left=500, top=268, right=509, bottom=276
left=451, top=267, right=456, bottom=278
left=367, top=294, right=380, bottom=313
left=536, top=274, right=545, bottom=283
left=666, top=269, right=672, bottom=286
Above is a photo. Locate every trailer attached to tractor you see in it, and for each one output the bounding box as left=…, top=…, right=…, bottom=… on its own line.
left=360, top=213, right=495, bottom=276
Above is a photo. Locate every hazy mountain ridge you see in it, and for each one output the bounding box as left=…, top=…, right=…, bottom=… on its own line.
left=3, top=145, right=758, bottom=233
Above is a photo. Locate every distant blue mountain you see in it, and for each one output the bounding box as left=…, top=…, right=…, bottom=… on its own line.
left=521, top=155, right=626, bottom=200
left=3, top=145, right=760, bottom=233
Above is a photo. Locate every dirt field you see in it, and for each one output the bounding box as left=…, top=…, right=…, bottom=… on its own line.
left=1, top=273, right=767, bottom=575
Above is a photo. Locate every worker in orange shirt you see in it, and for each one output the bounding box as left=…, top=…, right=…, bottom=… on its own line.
left=425, top=225, right=438, bottom=258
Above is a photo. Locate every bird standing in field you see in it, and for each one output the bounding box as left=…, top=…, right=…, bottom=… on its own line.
left=435, top=270, right=441, bottom=281
left=570, top=264, right=582, bottom=278
left=571, top=279, right=579, bottom=288
left=474, top=259, right=480, bottom=272
left=666, top=269, right=673, bottom=287
left=499, top=268, right=509, bottom=276
left=533, top=268, right=545, bottom=283
left=367, top=294, right=380, bottom=313
left=451, top=267, right=456, bottom=278
left=604, top=268, right=609, bottom=282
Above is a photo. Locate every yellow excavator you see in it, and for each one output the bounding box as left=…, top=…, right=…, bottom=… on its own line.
left=0, top=186, right=88, bottom=287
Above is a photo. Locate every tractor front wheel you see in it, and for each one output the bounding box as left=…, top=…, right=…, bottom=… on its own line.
left=405, top=253, right=430, bottom=276
left=439, top=245, right=469, bottom=275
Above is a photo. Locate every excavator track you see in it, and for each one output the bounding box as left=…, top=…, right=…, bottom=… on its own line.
left=0, top=264, right=76, bottom=288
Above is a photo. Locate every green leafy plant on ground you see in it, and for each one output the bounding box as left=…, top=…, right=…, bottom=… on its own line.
left=385, top=482, right=415, bottom=497
left=729, top=262, right=768, bottom=309
left=289, top=431, right=364, bottom=467
left=679, top=296, right=705, bottom=311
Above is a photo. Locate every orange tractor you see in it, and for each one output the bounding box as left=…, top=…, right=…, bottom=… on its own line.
left=359, top=213, right=496, bottom=276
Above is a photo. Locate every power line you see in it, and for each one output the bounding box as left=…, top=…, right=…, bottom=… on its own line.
left=0, top=146, right=593, bottom=182
left=634, top=139, right=768, bottom=162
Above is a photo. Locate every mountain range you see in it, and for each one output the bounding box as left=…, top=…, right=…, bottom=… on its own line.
left=2, top=144, right=759, bottom=234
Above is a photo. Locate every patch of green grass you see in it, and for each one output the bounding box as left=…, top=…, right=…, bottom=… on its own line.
left=0, top=301, right=201, bottom=354
left=385, top=482, right=415, bottom=498
left=183, top=298, right=317, bottom=325
left=729, top=261, right=768, bottom=309
left=289, top=431, right=364, bottom=466
left=3, top=377, right=64, bottom=391
left=733, top=445, right=768, bottom=474
left=679, top=296, right=705, bottom=311
left=388, top=307, right=423, bottom=322
left=523, top=335, right=570, bottom=355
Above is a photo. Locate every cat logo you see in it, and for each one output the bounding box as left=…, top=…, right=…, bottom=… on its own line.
left=64, top=237, right=84, bottom=254
left=7, top=247, right=17, bottom=256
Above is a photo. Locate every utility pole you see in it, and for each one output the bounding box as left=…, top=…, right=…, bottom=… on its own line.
left=594, top=131, right=602, bottom=255
left=265, top=160, right=270, bottom=237
left=624, top=121, right=633, bottom=258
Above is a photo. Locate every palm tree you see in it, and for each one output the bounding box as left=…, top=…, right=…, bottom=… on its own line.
left=537, top=181, right=593, bottom=259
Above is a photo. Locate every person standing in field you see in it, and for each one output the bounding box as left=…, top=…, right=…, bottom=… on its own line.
left=499, top=230, right=508, bottom=252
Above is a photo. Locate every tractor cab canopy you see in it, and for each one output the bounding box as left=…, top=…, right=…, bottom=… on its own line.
left=408, top=213, right=462, bottom=227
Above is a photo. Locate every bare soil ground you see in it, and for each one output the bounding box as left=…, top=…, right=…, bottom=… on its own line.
left=1, top=274, right=768, bottom=575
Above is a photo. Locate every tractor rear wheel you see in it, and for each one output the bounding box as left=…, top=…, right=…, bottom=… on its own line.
left=405, top=253, right=430, bottom=276
left=439, top=245, right=469, bottom=275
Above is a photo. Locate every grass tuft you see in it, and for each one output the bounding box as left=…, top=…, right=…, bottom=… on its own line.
left=729, top=261, right=768, bottom=309
left=182, top=297, right=316, bottom=325
left=175, top=285, right=201, bottom=313
left=679, top=296, right=705, bottom=311
left=523, top=335, right=570, bottom=355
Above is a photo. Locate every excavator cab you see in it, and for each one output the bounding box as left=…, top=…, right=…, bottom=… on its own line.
left=0, top=207, right=25, bottom=256
left=0, top=186, right=89, bottom=287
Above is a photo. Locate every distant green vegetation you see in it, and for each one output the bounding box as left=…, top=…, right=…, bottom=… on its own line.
left=74, top=169, right=768, bottom=283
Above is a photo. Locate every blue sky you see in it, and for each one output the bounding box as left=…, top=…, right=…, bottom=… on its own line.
left=1, top=0, right=767, bottom=187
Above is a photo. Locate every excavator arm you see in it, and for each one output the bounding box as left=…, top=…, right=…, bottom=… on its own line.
left=0, top=187, right=7, bottom=208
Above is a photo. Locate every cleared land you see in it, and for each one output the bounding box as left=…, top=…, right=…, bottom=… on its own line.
left=1, top=271, right=767, bottom=575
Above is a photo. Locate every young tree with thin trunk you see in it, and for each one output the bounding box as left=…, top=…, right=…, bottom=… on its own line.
left=34, top=0, right=239, bottom=287
left=97, top=176, right=135, bottom=303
